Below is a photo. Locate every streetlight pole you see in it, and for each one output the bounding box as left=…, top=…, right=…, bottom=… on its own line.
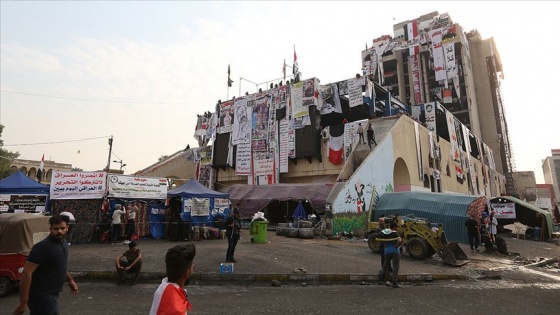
left=113, top=160, right=126, bottom=171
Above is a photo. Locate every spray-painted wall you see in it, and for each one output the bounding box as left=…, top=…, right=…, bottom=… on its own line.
left=331, top=134, right=394, bottom=235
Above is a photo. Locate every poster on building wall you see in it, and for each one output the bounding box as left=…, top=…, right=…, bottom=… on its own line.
left=197, top=164, right=213, bottom=189
left=288, top=125, right=296, bottom=158
left=430, top=28, right=447, bottom=82
left=107, top=175, right=168, bottom=199
left=446, top=110, right=461, bottom=163
left=50, top=171, right=107, bottom=200
left=443, top=89, right=452, bottom=103
left=190, top=198, right=210, bottom=217
left=252, top=95, right=269, bottom=151
left=194, top=114, right=209, bottom=147
left=218, top=100, right=234, bottom=134
left=252, top=151, right=274, bottom=176
left=491, top=203, right=516, bottom=219
left=279, top=118, right=289, bottom=173
left=444, top=42, right=458, bottom=82
left=302, top=78, right=316, bottom=106
left=361, top=47, right=377, bottom=77
left=347, top=77, right=363, bottom=108
left=411, top=54, right=423, bottom=104
left=414, top=122, right=424, bottom=181
left=291, top=81, right=308, bottom=118
left=199, top=145, right=213, bottom=165
left=232, top=98, right=251, bottom=145
left=235, top=142, right=251, bottom=176
left=425, top=102, right=437, bottom=133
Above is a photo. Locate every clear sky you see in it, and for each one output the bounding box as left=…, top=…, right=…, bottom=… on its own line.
left=1, top=1, right=558, bottom=182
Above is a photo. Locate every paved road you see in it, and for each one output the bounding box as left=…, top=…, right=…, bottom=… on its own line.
left=66, top=231, right=560, bottom=284
left=1, top=280, right=559, bottom=315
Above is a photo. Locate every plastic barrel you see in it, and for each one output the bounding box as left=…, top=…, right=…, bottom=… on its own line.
left=534, top=227, right=541, bottom=241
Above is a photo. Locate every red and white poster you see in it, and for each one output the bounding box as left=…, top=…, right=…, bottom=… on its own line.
left=491, top=203, right=516, bottom=219
left=50, top=171, right=107, bottom=200
left=430, top=28, right=447, bottom=82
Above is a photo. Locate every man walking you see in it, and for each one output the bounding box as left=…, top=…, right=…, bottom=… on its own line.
left=377, top=222, right=403, bottom=288
left=367, top=123, right=377, bottom=149
left=465, top=215, right=480, bottom=251
left=149, top=244, right=196, bottom=315
left=375, top=217, right=392, bottom=273
left=357, top=123, right=365, bottom=144
left=225, top=208, right=241, bottom=263
left=13, top=215, right=79, bottom=315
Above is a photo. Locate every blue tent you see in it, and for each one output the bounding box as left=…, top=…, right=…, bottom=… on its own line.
left=168, top=178, right=229, bottom=227
left=0, top=171, right=50, bottom=195
left=168, top=178, right=229, bottom=198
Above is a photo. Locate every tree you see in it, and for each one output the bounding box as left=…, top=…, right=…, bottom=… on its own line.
left=0, top=124, right=20, bottom=179
left=71, top=167, right=83, bottom=171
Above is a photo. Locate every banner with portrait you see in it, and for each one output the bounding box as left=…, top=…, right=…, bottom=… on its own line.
left=251, top=95, right=270, bottom=151
left=232, top=97, right=251, bottom=145
left=218, top=100, right=234, bottom=134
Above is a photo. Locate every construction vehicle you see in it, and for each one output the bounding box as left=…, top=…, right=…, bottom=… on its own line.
left=367, top=212, right=469, bottom=266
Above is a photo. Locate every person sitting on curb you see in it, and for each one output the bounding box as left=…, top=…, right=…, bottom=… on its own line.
left=115, top=240, right=142, bottom=285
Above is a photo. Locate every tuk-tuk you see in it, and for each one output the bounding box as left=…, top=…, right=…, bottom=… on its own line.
left=0, top=213, right=51, bottom=297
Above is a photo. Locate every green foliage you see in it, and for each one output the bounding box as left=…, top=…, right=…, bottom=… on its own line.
left=332, top=211, right=368, bottom=235
left=0, top=124, right=20, bottom=179
left=71, top=167, right=83, bottom=171
left=158, top=155, right=169, bottom=162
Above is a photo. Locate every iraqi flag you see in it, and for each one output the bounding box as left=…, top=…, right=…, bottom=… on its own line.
left=328, top=123, right=344, bottom=165
left=293, top=46, right=300, bottom=81
left=405, top=20, right=420, bottom=56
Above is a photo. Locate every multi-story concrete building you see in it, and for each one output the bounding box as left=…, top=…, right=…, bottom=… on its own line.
left=376, top=11, right=515, bottom=194
left=542, top=149, right=560, bottom=208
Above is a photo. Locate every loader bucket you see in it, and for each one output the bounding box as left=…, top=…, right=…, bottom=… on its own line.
left=439, top=241, right=469, bottom=266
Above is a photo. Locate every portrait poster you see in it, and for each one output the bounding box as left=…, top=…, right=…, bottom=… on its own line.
left=218, top=100, right=234, bottom=134
left=232, top=97, right=251, bottom=145
left=251, top=95, right=269, bottom=151
left=190, top=198, right=210, bottom=217
left=199, top=145, right=213, bottom=165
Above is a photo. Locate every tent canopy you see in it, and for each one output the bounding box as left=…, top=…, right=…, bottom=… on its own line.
left=0, top=213, right=51, bottom=254
left=227, top=183, right=333, bottom=218
left=375, top=191, right=481, bottom=243
left=490, top=196, right=554, bottom=240
left=0, top=170, right=50, bottom=195
left=167, top=178, right=229, bottom=199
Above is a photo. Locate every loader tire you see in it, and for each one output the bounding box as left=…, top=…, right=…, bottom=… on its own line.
left=0, top=276, right=14, bottom=298
left=368, top=233, right=382, bottom=253
left=406, top=237, right=430, bottom=260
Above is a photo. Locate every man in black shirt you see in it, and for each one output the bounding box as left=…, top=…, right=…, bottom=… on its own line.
left=225, top=207, right=242, bottom=262
left=14, top=215, right=78, bottom=315
left=465, top=215, right=480, bottom=251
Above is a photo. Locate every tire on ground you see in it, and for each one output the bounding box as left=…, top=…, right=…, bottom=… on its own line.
left=406, top=237, right=430, bottom=260
left=367, top=233, right=381, bottom=253
left=0, top=276, right=14, bottom=298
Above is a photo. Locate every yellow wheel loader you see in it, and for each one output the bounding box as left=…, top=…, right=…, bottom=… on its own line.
left=367, top=213, right=469, bottom=266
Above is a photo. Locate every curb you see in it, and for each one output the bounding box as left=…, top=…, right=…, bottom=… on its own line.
left=70, top=271, right=468, bottom=283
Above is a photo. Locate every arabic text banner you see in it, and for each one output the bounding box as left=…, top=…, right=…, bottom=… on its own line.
left=108, top=174, right=168, bottom=199
left=50, top=171, right=107, bottom=200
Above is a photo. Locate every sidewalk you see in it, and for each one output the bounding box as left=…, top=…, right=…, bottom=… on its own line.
left=68, top=231, right=560, bottom=284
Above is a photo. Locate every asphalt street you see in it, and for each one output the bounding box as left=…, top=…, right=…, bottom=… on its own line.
left=1, top=280, right=559, bottom=315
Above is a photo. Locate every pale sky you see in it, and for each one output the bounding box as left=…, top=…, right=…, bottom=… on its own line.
left=1, top=1, right=558, bottom=182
